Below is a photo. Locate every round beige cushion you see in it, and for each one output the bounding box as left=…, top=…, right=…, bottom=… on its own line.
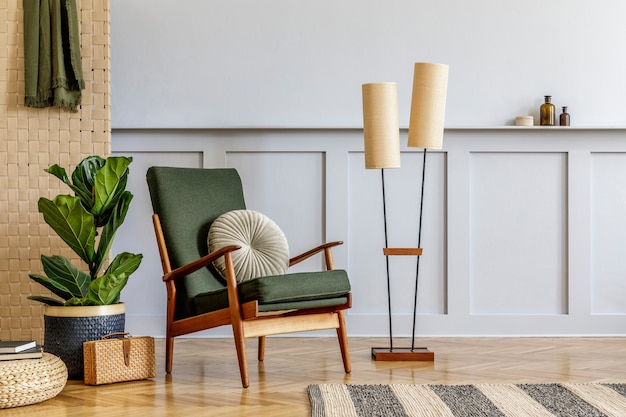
left=208, top=210, right=289, bottom=283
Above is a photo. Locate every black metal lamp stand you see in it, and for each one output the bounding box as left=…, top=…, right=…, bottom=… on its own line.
left=371, top=149, right=434, bottom=361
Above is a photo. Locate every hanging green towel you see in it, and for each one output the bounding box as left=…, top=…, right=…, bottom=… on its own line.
left=24, top=0, right=85, bottom=112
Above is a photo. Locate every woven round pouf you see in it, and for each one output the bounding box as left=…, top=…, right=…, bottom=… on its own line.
left=0, top=353, right=68, bottom=409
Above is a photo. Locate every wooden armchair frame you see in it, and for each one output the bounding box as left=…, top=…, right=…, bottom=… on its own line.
left=153, top=214, right=351, bottom=388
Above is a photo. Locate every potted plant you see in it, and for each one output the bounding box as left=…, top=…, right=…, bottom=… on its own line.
left=28, top=155, right=142, bottom=378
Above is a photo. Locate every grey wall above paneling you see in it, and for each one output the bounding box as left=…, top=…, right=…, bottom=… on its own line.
left=110, top=0, right=626, bottom=129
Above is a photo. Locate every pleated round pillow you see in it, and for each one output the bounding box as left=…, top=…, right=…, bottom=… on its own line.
left=208, top=210, right=289, bottom=283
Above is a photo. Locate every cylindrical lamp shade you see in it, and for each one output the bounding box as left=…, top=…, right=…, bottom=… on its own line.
left=362, top=82, right=401, bottom=169
left=407, top=63, right=449, bottom=150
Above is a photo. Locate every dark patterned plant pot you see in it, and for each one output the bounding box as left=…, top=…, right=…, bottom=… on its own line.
left=44, top=303, right=125, bottom=380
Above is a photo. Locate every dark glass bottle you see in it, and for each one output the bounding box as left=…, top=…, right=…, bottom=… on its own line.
left=540, top=95, right=556, bottom=126
left=560, top=106, right=570, bottom=126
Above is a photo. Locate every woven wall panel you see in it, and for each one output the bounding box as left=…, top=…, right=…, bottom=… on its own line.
left=0, top=0, right=111, bottom=342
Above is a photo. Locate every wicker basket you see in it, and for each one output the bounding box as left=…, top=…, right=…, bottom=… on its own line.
left=44, top=304, right=126, bottom=379
left=0, top=353, right=68, bottom=409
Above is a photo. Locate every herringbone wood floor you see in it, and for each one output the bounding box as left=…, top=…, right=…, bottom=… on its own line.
left=4, top=337, right=626, bottom=416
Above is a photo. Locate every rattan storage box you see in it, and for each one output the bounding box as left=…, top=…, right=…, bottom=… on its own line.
left=83, top=335, right=156, bottom=385
left=0, top=353, right=68, bottom=409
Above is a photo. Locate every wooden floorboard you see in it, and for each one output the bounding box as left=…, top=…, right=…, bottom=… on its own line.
left=4, top=337, right=626, bottom=416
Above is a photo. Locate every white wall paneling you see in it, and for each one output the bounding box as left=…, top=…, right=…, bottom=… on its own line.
left=591, top=153, right=626, bottom=314
left=469, top=152, right=568, bottom=315
left=112, top=127, right=626, bottom=337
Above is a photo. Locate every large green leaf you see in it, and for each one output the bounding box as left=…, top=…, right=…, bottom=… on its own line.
left=69, top=155, right=106, bottom=211
left=93, top=191, right=134, bottom=277
left=40, top=254, right=90, bottom=298
left=38, top=195, right=96, bottom=265
left=27, top=273, right=73, bottom=301
left=86, top=273, right=128, bottom=305
left=45, top=156, right=106, bottom=210
left=105, top=252, right=143, bottom=278
left=91, top=157, right=132, bottom=225
left=44, top=164, right=70, bottom=185
left=26, top=295, right=64, bottom=306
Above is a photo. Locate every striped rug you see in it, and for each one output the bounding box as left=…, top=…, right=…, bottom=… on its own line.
left=308, top=383, right=626, bottom=417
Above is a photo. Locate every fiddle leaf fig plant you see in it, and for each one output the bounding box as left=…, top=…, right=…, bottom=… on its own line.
left=28, top=155, right=143, bottom=306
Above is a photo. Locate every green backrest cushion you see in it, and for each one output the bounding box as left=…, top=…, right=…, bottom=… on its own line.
left=146, top=167, right=246, bottom=319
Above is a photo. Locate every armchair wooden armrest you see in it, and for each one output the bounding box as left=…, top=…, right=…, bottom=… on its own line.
left=163, top=245, right=241, bottom=282
left=289, top=241, right=343, bottom=269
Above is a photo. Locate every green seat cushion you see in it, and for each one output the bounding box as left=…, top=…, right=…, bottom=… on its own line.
left=239, top=269, right=350, bottom=305
left=193, top=269, right=351, bottom=315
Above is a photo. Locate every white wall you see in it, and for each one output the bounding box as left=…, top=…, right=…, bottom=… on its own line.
left=111, top=0, right=626, bottom=128
left=109, top=1, right=626, bottom=337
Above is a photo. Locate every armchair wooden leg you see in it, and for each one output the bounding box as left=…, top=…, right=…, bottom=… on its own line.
left=165, top=335, right=174, bottom=374
left=232, top=321, right=250, bottom=388
left=258, top=336, right=266, bottom=362
left=336, top=311, right=351, bottom=373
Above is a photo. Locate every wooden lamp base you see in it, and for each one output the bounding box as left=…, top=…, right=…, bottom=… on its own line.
left=371, top=347, right=434, bottom=361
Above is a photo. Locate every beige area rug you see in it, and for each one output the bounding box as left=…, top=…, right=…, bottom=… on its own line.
left=308, top=383, right=626, bottom=417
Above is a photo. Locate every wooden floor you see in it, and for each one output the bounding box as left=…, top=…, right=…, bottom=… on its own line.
left=5, top=337, right=626, bottom=416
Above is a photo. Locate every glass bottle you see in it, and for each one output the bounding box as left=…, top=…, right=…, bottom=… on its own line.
left=559, top=106, right=570, bottom=126
left=540, top=95, right=556, bottom=126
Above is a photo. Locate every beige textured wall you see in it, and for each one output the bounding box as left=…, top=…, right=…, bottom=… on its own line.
left=0, top=0, right=111, bottom=342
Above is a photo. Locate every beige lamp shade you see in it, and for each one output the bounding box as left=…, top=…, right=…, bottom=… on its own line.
left=362, top=82, right=401, bottom=169
left=407, top=63, right=449, bottom=150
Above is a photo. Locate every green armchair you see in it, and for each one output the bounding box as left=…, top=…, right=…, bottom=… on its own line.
left=146, top=167, right=352, bottom=387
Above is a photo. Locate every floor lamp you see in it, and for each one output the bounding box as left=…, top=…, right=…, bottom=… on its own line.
left=363, top=63, right=449, bottom=361
left=405, top=62, right=449, bottom=359
left=362, top=82, right=402, bottom=358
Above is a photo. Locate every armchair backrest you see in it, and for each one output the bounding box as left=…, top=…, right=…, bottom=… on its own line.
left=146, top=167, right=246, bottom=319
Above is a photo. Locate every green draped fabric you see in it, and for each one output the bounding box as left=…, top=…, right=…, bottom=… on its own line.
left=23, top=0, right=85, bottom=112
